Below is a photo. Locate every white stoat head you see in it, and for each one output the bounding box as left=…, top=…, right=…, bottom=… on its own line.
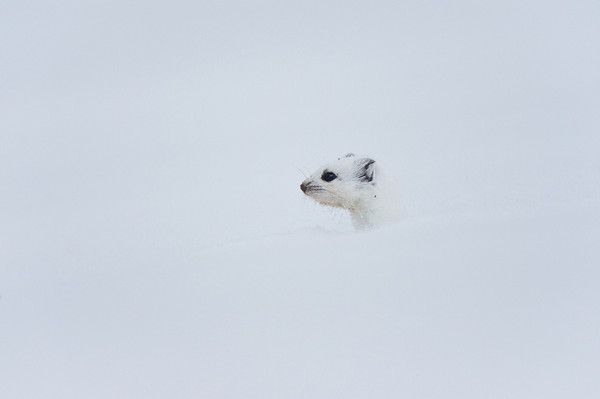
left=300, top=153, right=378, bottom=213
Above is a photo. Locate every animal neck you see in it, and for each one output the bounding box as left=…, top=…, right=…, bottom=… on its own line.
left=349, top=197, right=378, bottom=229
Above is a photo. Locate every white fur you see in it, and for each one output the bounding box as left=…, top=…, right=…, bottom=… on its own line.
left=300, top=154, right=400, bottom=229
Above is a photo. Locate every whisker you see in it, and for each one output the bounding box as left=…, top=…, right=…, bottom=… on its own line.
left=295, top=167, right=308, bottom=178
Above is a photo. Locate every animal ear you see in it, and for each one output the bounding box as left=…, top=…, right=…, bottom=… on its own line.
left=356, top=158, right=376, bottom=182
left=338, top=153, right=355, bottom=160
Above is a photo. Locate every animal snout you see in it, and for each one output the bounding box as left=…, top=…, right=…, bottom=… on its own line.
left=300, top=182, right=308, bottom=193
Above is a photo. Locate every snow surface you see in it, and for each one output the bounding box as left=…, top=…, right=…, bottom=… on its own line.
left=2, top=1, right=600, bottom=398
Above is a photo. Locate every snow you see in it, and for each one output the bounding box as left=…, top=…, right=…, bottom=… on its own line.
left=2, top=1, right=600, bottom=398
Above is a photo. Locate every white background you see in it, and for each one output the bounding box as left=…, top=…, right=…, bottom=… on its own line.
left=2, top=1, right=599, bottom=398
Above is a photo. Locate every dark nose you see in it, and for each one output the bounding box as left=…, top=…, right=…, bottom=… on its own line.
left=300, top=182, right=307, bottom=193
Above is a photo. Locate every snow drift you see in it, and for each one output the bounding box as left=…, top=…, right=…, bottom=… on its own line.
left=2, top=1, right=600, bottom=398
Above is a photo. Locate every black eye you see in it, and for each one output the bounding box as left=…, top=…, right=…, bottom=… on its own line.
left=321, top=171, right=337, bottom=182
